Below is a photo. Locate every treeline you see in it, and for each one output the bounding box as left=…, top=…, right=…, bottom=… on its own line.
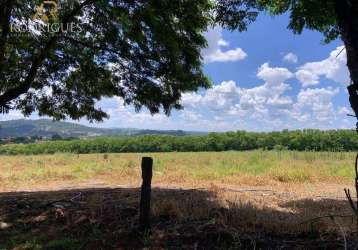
left=0, top=129, right=358, bottom=155
left=0, top=134, right=78, bottom=144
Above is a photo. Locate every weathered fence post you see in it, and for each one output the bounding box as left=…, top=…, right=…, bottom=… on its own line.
left=139, top=157, right=153, bottom=231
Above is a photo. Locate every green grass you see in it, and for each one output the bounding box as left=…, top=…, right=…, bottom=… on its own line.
left=0, top=150, right=355, bottom=250
left=0, top=150, right=355, bottom=189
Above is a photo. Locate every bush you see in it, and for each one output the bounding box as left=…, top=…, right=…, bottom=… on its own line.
left=0, top=129, right=357, bottom=155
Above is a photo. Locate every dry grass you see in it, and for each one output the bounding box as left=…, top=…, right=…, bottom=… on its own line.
left=150, top=184, right=355, bottom=235
left=0, top=186, right=355, bottom=249
left=1, top=150, right=357, bottom=248
left=0, top=151, right=354, bottom=192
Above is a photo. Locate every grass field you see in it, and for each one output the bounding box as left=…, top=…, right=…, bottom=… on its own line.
left=0, top=150, right=355, bottom=191
left=1, top=151, right=357, bottom=249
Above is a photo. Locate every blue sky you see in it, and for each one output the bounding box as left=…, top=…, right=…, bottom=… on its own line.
left=4, top=14, right=354, bottom=132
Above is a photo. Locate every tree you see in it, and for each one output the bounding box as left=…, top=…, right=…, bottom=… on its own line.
left=51, top=133, right=62, bottom=140
left=0, top=0, right=211, bottom=121
left=215, top=0, right=358, bottom=118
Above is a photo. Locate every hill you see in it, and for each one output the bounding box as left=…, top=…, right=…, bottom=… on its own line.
left=0, top=119, right=205, bottom=138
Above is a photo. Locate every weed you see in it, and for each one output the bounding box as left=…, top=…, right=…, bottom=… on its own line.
left=0, top=151, right=354, bottom=190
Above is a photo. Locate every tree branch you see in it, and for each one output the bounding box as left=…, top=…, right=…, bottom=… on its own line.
left=0, top=0, right=13, bottom=71
left=0, top=0, right=97, bottom=109
left=61, top=35, right=121, bottom=56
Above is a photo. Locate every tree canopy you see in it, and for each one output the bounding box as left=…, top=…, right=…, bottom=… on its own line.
left=2, top=129, right=358, bottom=154
left=0, top=0, right=212, bottom=121
left=216, top=0, right=339, bottom=42
left=3, top=0, right=358, bottom=125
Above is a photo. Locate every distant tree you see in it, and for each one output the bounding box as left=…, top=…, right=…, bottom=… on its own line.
left=1, top=129, right=358, bottom=155
left=215, top=0, right=358, bottom=118
left=51, top=133, right=62, bottom=140
left=0, top=0, right=211, bottom=121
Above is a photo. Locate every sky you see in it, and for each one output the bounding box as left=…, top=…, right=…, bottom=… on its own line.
left=3, top=14, right=355, bottom=132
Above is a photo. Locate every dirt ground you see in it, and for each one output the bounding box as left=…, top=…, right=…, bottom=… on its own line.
left=0, top=180, right=357, bottom=249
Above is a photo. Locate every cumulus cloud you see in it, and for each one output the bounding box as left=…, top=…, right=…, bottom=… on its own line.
left=237, top=63, right=293, bottom=119
left=85, top=97, right=175, bottom=130
left=283, top=52, right=298, bottom=64
left=201, top=80, right=240, bottom=110
left=2, top=45, right=351, bottom=131
left=180, top=63, right=295, bottom=125
left=291, top=87, right=339, bottom=122
left=295, top=70, right=320, bottom=86
left=178, top=63, right=347, bottom=130
left=181, top=92, right=202, bottom=108
left=202, top=26, right=247, bottom=63
left=257, top=63, right=293, bottom=84
left=295, top=46, right=350, bottom=87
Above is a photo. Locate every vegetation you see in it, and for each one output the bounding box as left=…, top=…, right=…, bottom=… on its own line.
left=0, top=0, right=211, bottom=120
left=1, top=129, right=358, bottom=155
left=1, top=183, right=354, bottom=249
left=0, top=151, right=355, bottom=248
left=0, top=151, right=355, bottom=189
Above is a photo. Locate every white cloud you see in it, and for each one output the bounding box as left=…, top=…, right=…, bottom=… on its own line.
left=84, top=98, right=176, bottom=130
left=1, top=46, right=351, bottom=132
left=202, top=27, right=247, bottom=63
left=291, top=87, right=339, bottom=122
left=257, top=63, right=293, bottom=84
left=283, top=52, right=298, bottom=64
left=218, top=39, right=229, bottom=47
left=181, top=93, right=202, bottom=108
left=179, top=110, right=202, bottom=122
left=201, top=80, right=240, bottom=110
left=204, top=48, right=247, bottom=63
left=295, top=70, right=320, bottom=87
left=176, top=63, right=348, bottom=130
left=237, top=63, right=293, bottom=118
left=295, top=46, right=350, bottom=87
left=179, top=63, right=295, bottom=127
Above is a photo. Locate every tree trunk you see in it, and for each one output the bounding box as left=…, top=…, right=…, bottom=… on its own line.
left=334, top=0, right=358, bottom=117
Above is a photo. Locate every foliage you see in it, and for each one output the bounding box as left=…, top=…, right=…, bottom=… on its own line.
left=215, top=0, right=339, bottom=43
left=1, top=129, right=358, bottom=155
left=0, top=0, right=211, bottom=120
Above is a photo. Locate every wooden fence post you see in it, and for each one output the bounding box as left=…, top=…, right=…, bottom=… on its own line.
left=139, top=157, right=153, bottom=231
